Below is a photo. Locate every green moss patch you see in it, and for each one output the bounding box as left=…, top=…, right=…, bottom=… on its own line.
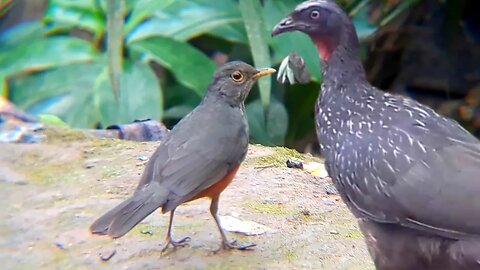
left=252, top=147, right=319, bottom=167
left=44, top=126, right=93, bottom=143
left=243, top=200, right=292, bottom=215
left=20, top=152, right=79, bottom=185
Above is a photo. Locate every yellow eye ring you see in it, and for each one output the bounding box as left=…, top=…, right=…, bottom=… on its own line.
left=231, top=71, right=244, bottom=82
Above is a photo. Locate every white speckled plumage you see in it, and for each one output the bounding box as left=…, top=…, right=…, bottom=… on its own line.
left=272, top=1, right=480, bottom=269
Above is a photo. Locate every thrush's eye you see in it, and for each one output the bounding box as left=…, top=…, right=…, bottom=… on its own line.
left=310, top=10, right=320, bottom=20
left=231, top=71, right=244, bottom=82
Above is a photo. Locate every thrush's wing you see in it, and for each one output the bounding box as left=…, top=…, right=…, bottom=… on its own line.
left=333, top=101, right=480, bottom=240
left=135, top=102, right=248, bottom=213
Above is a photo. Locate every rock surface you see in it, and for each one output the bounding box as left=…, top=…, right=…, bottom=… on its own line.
left=0, top=127, right=373, bottom=269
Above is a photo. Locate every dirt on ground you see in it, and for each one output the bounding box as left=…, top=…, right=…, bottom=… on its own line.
left=0, top=127, right=374, bottom=270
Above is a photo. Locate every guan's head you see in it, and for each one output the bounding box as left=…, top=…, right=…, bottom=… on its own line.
left=272, top=0, right=358, bottom=62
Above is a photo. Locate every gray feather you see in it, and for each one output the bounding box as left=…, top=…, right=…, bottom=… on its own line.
left=90, top=62, right=258, bottom=239
left=319, top=84, right=480, bottom=240
left=90, top=186, right=168, bottom=238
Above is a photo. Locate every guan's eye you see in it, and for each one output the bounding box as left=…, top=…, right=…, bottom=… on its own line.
left=310, top=10, right=320, bottom=19
left=231, top=71, right=244, bottom=82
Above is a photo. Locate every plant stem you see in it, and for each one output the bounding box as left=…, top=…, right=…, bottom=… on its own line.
left=106, top=0, right=124, bottom=100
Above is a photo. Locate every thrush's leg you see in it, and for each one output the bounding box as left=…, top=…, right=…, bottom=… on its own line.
left=210, top=195, right=256, bottom=251
left=161, top=208, right=191, bottom=252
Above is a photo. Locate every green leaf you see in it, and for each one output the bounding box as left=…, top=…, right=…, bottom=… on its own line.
left=1, top=73, right=7, bottom=97
left=93, top=62, right=164, bottom=127
left=240, top=0, right=272, bottom=117
left=126, top=0, right=242, bottom=42
left=130, top=36, right=215, bottom=96
left=207, top=23, right=248, bottom=44
left=124, top=0, right=175, bottom=35
left=106, top=0, right=125, bottom=99
left=43, top=3, right=105, bottom=35
left=264, top=0, right=321, bottom=82
left=0, top=21, right=46, bottom=48
left=8, top=60, right=162, bottom=128
left=45, top=0, right=99, bottom=13
left=39, top=114, right=70, bottom=127
left=0, top=37, right=97, bottom=77
left=8, top=62, right=104, bottom=128
left=246, top=98, right=288, bottom=146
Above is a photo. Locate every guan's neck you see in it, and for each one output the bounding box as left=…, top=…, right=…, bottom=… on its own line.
left=323, top=44, right=366, bottom=84
left=314, top=25, right=368, bottom=93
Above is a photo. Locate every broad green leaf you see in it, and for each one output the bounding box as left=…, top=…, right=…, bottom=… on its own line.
left=207, top=23, right=248, bottom=44
left=93, top=61, right=163, bottom=126
left=92, top=68, right=118, bottom=125
left=0, top=21, right=45, bottom=48
left=130, top=36, right=215, bottom=96
left=124, top=0, right=175, bottom=35
left=127, top=16, right=242, bottom=43
left=44, top=4, right=105, bottom=36
left=8, top=62, right=104, bottom=128
left=240, top=0, right=272, bottom=117
left=124, top=0, right=135, bottom=12
left=126, top=0, right=242, bottom=42
left=45, top=0, right=99, bottom=13
left=246, top=98, right=289, bottom=146
left=264, top=0, right=321, bottom=82
left=39, top=114, right=70, bottom=127
left=0, top=37, right=97, bottom=77
left=8, top=60, right=162, bottom=128
left=106, top=0, right=125, bottom=99
left=0, top=74, right=6, bottom=97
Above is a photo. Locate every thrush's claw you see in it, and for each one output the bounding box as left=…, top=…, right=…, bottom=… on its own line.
left=176, top=236, right=191, bottom=245
left=161, top=236, right=191, bottom=252
left=215, top=240, right=256, bottom=252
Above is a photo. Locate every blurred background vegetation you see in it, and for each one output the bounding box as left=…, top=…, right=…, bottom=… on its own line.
left=1, top=0, right=479, bottom=153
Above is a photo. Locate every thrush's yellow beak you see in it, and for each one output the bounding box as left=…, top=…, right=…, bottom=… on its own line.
left=252, top=68, right=277, bottom=79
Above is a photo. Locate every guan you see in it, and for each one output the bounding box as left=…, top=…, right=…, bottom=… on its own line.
left=272, top=1, right=480, bottom=269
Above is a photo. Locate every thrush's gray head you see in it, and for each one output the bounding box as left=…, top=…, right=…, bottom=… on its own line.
left=205, top=61, right=275, bottom=106
left=272, top=0, right=359, bottom=63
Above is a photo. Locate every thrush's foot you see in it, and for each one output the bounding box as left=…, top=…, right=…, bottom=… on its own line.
left=214, top=240, right=256, bottom=253
left=161, top=236, right=191, bottom=252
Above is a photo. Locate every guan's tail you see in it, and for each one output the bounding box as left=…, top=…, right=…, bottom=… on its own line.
left=90, top=190, right=167, bottom=238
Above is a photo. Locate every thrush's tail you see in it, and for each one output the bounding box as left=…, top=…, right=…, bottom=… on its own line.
left=90, top=190, right=167, bottom=238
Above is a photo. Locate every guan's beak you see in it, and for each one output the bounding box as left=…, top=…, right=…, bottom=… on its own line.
left=272, top=15, right=296, bottom=36
left=252, top=68, right=277, bottom=80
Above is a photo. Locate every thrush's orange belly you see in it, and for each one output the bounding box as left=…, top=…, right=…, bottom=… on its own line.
left=188, top=165, right=240, bottom=201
